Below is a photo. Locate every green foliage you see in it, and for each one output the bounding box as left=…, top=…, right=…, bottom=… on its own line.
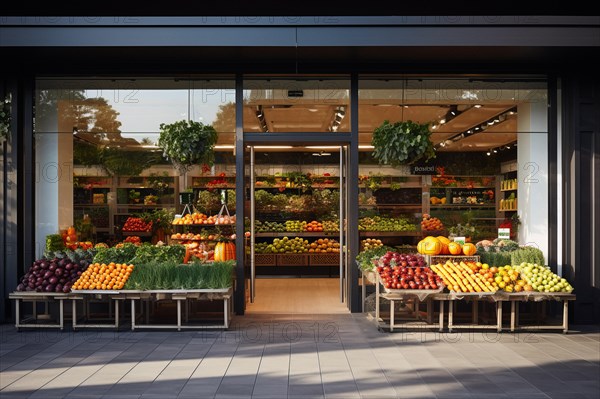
left=125, top=260, right=235, bottom=290
left=371, top=120, right=435, bottom=166
left=356, top=246, right=395, bottom=271
left=197, top=190, right=222, bottom=214
left=511, top=246, right=545, bottom=266
left=45, top=234, right=65, bottom=254
left=129, top=244, right=186, bottom=264
left=140, top=209, right=174, bottom=231
left=478, top=250, right=512, bottom=267
left=45, top=248, right=97, bottom=262
left=101, top=148, right=161, bottom=176
left=158, top=120, right=218, bottom=172
left=93, top=243, right=138, bottom=264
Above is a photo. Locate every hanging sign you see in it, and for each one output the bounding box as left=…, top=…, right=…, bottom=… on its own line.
left=411, top=164, right=437, bottom=175
left=453, top=236, right=466, bottom=245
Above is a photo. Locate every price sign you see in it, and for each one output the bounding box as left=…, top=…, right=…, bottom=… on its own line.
left=453, top=236, right=466, bottom=245
left=498, top=228, right=511, bottom=240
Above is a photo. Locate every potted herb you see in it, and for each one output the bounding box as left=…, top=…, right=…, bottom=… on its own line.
left=129, top=189, right=141, bottom=204
left=371, top=120, right=435, bottom=166
left=158, top=120, right=218, bottom=173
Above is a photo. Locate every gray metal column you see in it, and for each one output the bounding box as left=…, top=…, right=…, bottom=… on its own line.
left=234, top=74, right=246, bottom=315
left=348, top=74, right=360, bottom=312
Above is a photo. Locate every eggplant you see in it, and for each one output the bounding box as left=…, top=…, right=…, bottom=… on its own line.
left=55, top=268, right=63, bottom=277
left=16, top=283, right=24, bottom=291
left=35, top=286, right=42, bottom=292
left=40, top=262, right=48, bottom=270
left=45, top=285, right=55, bottom=292
left=43, top=271, right=54, bottom=280
left=32, top=265, right=40, bottom=272
left=49, top=277, right=58, bottom=285
left=62, top=286, right=70, bottom=293
left=55, top=284, right=63, bottom=292
left=58, top=259, right=66, bottom=268
left=25, top=286, right=33, bottom=291
left=65, top=263, right=72, bottom=271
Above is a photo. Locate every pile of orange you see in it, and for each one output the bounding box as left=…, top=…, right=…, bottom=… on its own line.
left=304, top=220, right=324, bottom=232
left=309, top=238, right=340, bottom=253
left=172, top=212, right=209, bottom=225
left=421, top=213, right=444, bottom=231
left=72, top=262, right=134, bottom=291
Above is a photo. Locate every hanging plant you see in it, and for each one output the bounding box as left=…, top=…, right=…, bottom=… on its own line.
left=101, top=148, right=161, bottom=176
left=0, top=96, right=11, bottom=142
left=371, top=120, right=435, bottom=166
left=158, top=120, right=218, bottom=173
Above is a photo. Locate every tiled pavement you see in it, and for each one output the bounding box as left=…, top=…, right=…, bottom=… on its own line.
left=1, top=314, right=599, bottom=399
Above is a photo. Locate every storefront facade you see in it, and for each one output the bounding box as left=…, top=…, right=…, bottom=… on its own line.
left=1, top=16, right=599, bottom=322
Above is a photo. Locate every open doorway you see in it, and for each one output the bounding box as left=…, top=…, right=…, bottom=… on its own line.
left=245, top=145, right=350, bottom=314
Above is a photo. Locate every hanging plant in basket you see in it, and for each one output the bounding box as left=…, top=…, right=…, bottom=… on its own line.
left=158, top=120, right=218, bottom=173
left=371, top=120, right=435, bottom=166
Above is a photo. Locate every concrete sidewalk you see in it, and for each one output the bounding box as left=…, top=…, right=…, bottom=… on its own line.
left=1, top=314, right=599, bottom=399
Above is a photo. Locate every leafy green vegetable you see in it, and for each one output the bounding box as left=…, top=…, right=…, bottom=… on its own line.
left=356, top=246, right=395, bottom=271
left=130, top=244, right=186, bottom=264
left=158, top=120, right=218, bottom=173
left=125, top=260, right=235, bottom=290
left=45, top=234, right=65, bottom=254
left=93, top=243, right=138, bottom=264
left=511, top=246, right=545, bottom=266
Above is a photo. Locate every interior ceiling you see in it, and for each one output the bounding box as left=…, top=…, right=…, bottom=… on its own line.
left=239, top=99, right=518, bottom=152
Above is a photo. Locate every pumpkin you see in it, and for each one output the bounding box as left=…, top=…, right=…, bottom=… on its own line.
left=462, top=243, right=477, bottom=256
left=447, top=242, right=462, bottom=255
left=417, top=238, right=442, bottom=255
left=214, top=242, right=236, bottom=262
left=437, top=236, right=451, bottom=254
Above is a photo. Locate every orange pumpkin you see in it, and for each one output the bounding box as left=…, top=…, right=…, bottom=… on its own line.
left=447, top=242, right=462, bottom=255
left=437, top=236, right=451, bottom=254
left=462, top=243, right=477, bottom=256
left=417, top=238, right=442, bottom=255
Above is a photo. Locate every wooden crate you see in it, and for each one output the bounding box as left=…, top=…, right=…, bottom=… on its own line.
left=309, top=253, right=340, bottom=266
left=277, top=254, right=309, bottom=266
left=428, top=255, right=480, bottom=265
left=254, top=254, right=277, bottom=266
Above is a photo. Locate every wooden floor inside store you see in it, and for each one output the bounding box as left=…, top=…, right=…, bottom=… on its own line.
left=246, top=278, right=349, bottom=314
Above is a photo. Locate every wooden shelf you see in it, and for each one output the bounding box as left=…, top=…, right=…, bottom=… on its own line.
left=358, top=231, right=421, bottom=237
left=122, top=231, right=152, bottom=236
left=359, top=203, right=422, bottom=208
left=430, top=204, right=495, bottom=208
left=499, top=209, right=518, bottom=212
left=255, top=231, right=340, bottom=238
left=74, top=204, right=109, bottom=207
left=500, top=188, right=518, bottom=192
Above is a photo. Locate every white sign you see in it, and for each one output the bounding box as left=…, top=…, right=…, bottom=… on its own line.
left=498, top=228, right=511, bottom=240
left=453, top=236, right=466, bottom=245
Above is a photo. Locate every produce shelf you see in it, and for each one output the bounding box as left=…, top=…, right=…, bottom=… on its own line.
left=122, top=232, right=152, bottom=236
left=359, top=231, right=421, bottom=237
left=500, top=188, right=518, bottom=192
left=499, top=208, right=517, bottom=212
left=430, top=204, right=495, bottom=208
left=254, top=231, right=340, bottom=238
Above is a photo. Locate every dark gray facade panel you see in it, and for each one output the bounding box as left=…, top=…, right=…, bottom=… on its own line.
left=297, top=27, right=600, bottom=47
left=1, top=25, right=599, bottom=48
left=0, top=27, right=298, bottom=47
left=1, top=16, right=599, bottom=27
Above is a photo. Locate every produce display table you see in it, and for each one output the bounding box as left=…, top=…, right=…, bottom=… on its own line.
left=69, top=291, right=123, bottom=330
left=121, top=288, right=233, bottom=331
left=505, top=292, right=576, bottom=333
left=10, top=288, right=234, bottom=332
left=442, top=292, right=503, bottom=333
left=370, top=275, right=576, bottom=333
left=375, top=276, right=444, bottom=332
left=9, top=292, right=69, bottom=331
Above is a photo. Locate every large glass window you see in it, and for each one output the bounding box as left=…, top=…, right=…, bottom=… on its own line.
left=243, top=78, right=350, bottom=133
left=34, top=78, right=235, bottom=258
left=358, top=78, right=549, bottom=263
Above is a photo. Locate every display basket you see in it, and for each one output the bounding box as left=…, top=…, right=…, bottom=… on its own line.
left=428, top=255, right=480, bottom=265
left=309, top=253, right=340, bottom=266
left=376, top=275, right=445, bottom=300
left=254, top=254, right=277, bottom=266
left=277, top=254, right=309, bottom=266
